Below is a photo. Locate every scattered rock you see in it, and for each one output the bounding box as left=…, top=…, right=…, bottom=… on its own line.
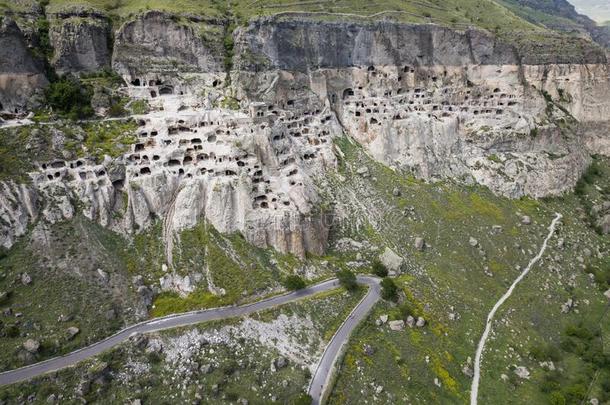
left=561, top=298, right=574, bottom=313
left=21, top=273, right=32, bottom=285
left=273, top=357, right=288, bottom=370
left=76, top=380, right=90, bottom=396
left=414, top=237, right=425, bottom=251
left=375, top=385, right=384, bottom=394
left=58, top=314, right=72, bottom=322
left=521, top=215, right=532, bottom=225
left=66, top=326, right=80, bottom=340
left=23, top=339, right=40, bottom=353
left=388, top=320, right=405, bottom=331
left=200, top=364, right=213, bottom=374
left=97, top=269, right=108, bottom=283
left=132, top=275, right=144, bottom=287
left=392, top=187, right=401, bottom=197
left=434, top=377, right=441, bottom=387
left=513, top=366, right=530, bottom=379
left=469, top=237, right=478, bottom=247
left=604, top=289, right=610, bottom=300
left=356, top=166, right=369, bottom=176
left=379, top=247, right=403, bottom=272
left=462, top=365, right=473, bottom=377
left=363, top=344, right=375, bottom=356
left=104, top=309, right=116, bottom=320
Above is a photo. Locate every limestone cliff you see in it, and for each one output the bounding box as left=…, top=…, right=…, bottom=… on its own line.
left=0, top=17, right=47, bottom=114
left=1, top=15, right=609, bottom=257
left=48, top=9, right=112, bottom=74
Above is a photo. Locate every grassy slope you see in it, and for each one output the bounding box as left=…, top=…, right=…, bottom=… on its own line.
left=45, top=0, right=541, bottom=37
left=0, top=216, right=139, bottom=372
left=0, top=286, right=365, bottom=404
left=325, top=139, right=609, bottom=404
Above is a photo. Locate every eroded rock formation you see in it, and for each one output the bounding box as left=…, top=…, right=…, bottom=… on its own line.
left=1, top=15, right=609, bottom=257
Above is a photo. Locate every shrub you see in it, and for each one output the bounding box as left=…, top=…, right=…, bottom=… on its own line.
left=565, top=324, right=594, bottom=340
left=380, top=278, right=398, bottom=302
left=529, top=343, right=561, bottom=362
left=337, top=269, right=358, bottom=292
left=371, top=259, right=388, bottom=277
left=548, top=391, right=566, bottom=405
left=283, top=275, right=306, bottom=291
left=45, top=76, right=93, bottom=119
left=107, top=102, right=127, bottom=117
left=130, top=99, right=149, bottom=115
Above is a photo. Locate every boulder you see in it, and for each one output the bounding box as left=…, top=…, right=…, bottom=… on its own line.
left=414, top=237, right=425, bottom=251
left=23, top=339, right=40, bottom=353
left=469, top=237, right=478, bottom=247
left=388, top=320, right=405, bottom=331
left=274, top=357, right=288, bottom=370
left=21, top=272, right=32, bottom=285
left=379, top=314, right=388, bottom=324
left=392, top=187, right=401, bottom=197
left=513, top=366, right=530, bottom=379
left=415, top=317, right=426, bottom=327
left=406, top=315, right=415, bottom=327
left=356, top=166, right=369, bottom=176
left=379, top=247, right=403, bottom=272
left=66, top=326, right=80, bottom=340
left=521, top=215, right=532, bottom=225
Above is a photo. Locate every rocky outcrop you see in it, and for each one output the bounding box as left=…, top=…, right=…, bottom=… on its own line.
left=235, top=20, right=518, bottom=71
left=0, top=181, right=38, bottom=249
left=112, top=11, right=226, bottom=84
left=48, top=11, right=112, bottom=74
left=233, top=19, right=610, bottom=198
left=1, top=15, right=609, bottom=256
left=0, top=17, right=47, bottom=114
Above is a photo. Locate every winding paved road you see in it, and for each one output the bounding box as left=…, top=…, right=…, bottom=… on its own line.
left=0, top=275, right=381, bottom=402
left=309, top=276, right=381, bottom=404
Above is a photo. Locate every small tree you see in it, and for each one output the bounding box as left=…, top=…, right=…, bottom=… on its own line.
left=380, top=278, right=399, bottom=302
left=283, top=275, right=306, bottom=291
left=337, top=269, right=358, bottom=292
left=45, top=76, right=93, bottom=120
left=371, top=259, right=388, bottom=277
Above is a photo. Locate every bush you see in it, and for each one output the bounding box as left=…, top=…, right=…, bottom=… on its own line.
left=45, top=76, right=93, bottom=120
left=107, top=102, right=127, bottom=117
left=548, top=391, right=566, bottom=405
left=380, top=278, right=398, bottom=302
left=337, top=269, right=358, bottom=292
left=529, top=343, right=561, bottom=362
left=371, top=259, right=388, bottom=277
left=565, top=324, right=594, bottom=340
left=283, top=275, right=306, bottom=291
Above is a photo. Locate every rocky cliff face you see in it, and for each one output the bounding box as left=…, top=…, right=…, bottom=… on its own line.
left=48, top=10, right=111, bottom=74
left=234, top=20, right=609, bottom=198
left=0, top=17, right=47, bottom=114
left=1, top=15, right=609, bottom=256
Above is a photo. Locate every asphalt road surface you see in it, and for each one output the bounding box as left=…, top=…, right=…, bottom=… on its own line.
left=308, top=275, right=381, bottom=404
left=0, top=275, right=381, bottom=401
